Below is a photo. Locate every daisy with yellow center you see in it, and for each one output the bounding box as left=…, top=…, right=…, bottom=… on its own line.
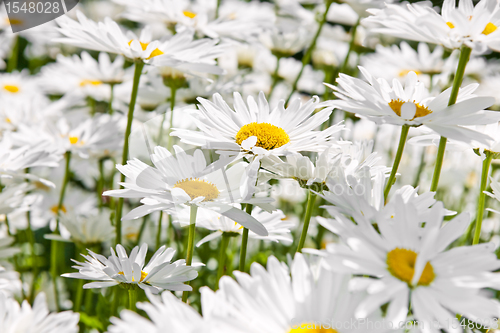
left=103, top=145, right=269, bottom=236
left=62, top=243, right=198, bottom=294
left=172, top=91, right=342, bottom=159
left=320, top=195, right=500, bottom=326
left=327, top=67, right=498, bottom=199
left=364, top=0, right=500, bottom=53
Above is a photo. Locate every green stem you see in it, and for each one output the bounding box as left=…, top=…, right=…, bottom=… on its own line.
left=384, top=125, right=410, bottom=202
left=136, top=215, right=148, bottom=246
left=430, top=45, right=472, bottom=192
left=216, top=232, right=231, bottom=288
left=128, top=289, right=137, bottom=311
left=115, top=61, right=145, bottom=246
left=216, top=0, right=222, bottom=19
left=88, top=97, right=96, bottom=116
left=239, top=204, right=252, bottom=272
left=473, top=152, right=494, bottom=245
left=156, top=211, right=163, bottom=250
left=7, top=35, right=19, bottom=73
left=285, top=0, right=333, bottom=105
left=50, top=151, right=72, bottom=312
left=97, top=158, right=105, bottom=209
left=73, top=277, right=84, bottom=312
left=296, top=192, right=317, bottom=253
left=412, top=146, right=427, bottom=188
left=268, top=57, right=281, bottom=100
left=108, top=83, right=115, bottom=115
left=182, top=205, right=198, bottom=303
left=26, top=210, right=38, bottom=305
left=339, top=19, right=360, bottom=75
left=167, top=87, right=176, bottom=151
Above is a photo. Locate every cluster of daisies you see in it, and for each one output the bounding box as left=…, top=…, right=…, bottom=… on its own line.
left=2, top=0, right=500, bottom=332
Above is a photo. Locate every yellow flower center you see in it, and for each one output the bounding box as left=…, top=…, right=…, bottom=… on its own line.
left=482, top=22, right=498, bottom=35
left=289, top=324, right=338, bottom=333
left=173, top=178, right=220, bottom=202
left=80, top=80, right=102, bottom=87
left=388, top=99, right=432, bottom=120
left=235, top=122, right=290, bottom=150
left=5, top=118, right=11, bottom=123
left=3, top=85, right=19, bottom=93
left=398, top=69, right=422, bottom=77
left=128, top=40, right=164, bottom=60
left=69, top=136, right=79, bottom=145
left=5, top=18, right=23, bottom=25
left=118, top=270, right=148, bottom=282
left=50, top=205, right=67, bottom=214
left=183, top=11, right=197, bottom=18
left=446, top=21, right=455, bottom=29
left=386, top=248, right=435, bottom=286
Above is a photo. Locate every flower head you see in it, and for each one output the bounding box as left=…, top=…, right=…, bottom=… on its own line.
left=62, top=243, right=198, bottom=293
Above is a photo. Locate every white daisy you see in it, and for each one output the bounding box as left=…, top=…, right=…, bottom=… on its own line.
left=38, top=52, right=124, bottom=100
left=360, top=42, right=447, bottom=87
left=57, top=209, right=115, bottom=246
left=108, top=290, right=207, bottom=333
left=320, top=195, right=500, bottom=330
left=62, top=243, right=198, bottom=293
left=363, top=0, right=500, bottom=53
left=203, top=254, right=392, bottom=333
left=326, top=67, right=500, bottom=145
left=103, top=145, right=270, bottom=236
left=56, top=11, right=225, bottom=76
left=172, top=91, right=343, bottom=159
left=0, top=292, right=79, bottom=333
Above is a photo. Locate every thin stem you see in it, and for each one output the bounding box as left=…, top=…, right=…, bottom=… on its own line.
left=7, top=35, right=19, bottom=73
left=73, top=278, right=84, bottom=312
left=50, top=151, right=72, bottom=312
left=216, top=0, right=222, bottom=19
left=128, top=289, right=137, bottom=311
left=296, top=192, right=317, bottom=253
left=412, top=146, right=427, bottom=188
left=97, top=158, right=105, bottom=209
left=108, top=83, right=115, bottom=115
left=167, top=87, right=176, bottom=152
left=26, top=210, right=38, bottom=305
left=339, top=19, right=360, bottom=75
left=430, top=45, right=472, bottom=192
left=239, top=204, right=252, bottom=272
left=115, top=61, right=145, bottom=246
left=182, top=205, right=198, bottom=303
left=136, top=215, right=148, bottom=246
left=285, top=0, right=333, bottom=105
left=216, top=233, right=231, bottom=288
left=384, top=125, right=410, bottom=202
left=473, top=152, right=494, bottom=245
left=156, top=211, right=163, bottom=250
left=268, top=57, right=281, bottom=100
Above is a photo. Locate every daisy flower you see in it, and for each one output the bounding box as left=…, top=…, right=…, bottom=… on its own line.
left=56, top=209, right=115, bottom=246
left=325, top=67, right=500, bottom=145
left=320, top=195, right=500, bottom=329
left=0, top=293, right=79, bottom=333
left=203, top=254, right=392, bottom=333
left=360, top=42, right=447, bottom=86
left=38, top=52, right=125, bottom=100
left=363, top=0, right=500, bottom=53
left=56, top=11, right=225, bottom=76
left=108, top=289, right=206, bottom=333
left=172, top=91, right=343, bottom=159
left=62, top=243, right=198, bottom=293
left=103, top=145, right=270, bottom=236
